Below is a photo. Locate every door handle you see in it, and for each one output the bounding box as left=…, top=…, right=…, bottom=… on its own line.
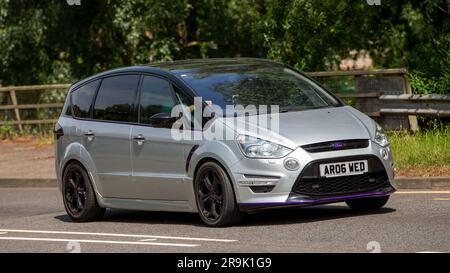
left=133, top=134, right=145, bottom=145
left=83, top=130, right=95, bottom=141
left=84, top=130, right=95, bottom=137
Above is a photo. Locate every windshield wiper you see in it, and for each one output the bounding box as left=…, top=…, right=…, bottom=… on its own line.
left=279, top=105, right=332, bottom=113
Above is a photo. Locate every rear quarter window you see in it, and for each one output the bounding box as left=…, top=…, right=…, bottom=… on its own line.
left=71, top=80, right=100, bottom=118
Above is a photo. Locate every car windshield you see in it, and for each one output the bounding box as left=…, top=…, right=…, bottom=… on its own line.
left=175, top=65, right=341, bottom=116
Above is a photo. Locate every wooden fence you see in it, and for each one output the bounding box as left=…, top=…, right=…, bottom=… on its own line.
left=0, top=68, right=449, bottom=132
left=0, top=84, right=70, bottom=132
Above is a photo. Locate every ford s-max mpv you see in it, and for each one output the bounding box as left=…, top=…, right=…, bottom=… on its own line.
left=55, top=58, right=396, bottom=227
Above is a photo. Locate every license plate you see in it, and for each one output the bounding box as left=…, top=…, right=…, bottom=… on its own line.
left=319, top=160, right=368, bottom=178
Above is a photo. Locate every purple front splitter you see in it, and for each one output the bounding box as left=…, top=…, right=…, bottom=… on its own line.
left=239, top=191, right=390, bottom=206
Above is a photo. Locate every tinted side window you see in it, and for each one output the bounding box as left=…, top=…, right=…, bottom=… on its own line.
left=64, top=100, right=72, bottom=116
left=93, top=75, right=139, bottom=122
left=174, top=86, right=193, bottom=107
left=173, top=85, right=197, bottom=129
left=71, top=80, right=99, bottom=118
left=139, top=76, right=175, bottom=125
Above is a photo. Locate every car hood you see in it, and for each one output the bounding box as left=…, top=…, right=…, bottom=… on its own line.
left=221, top=106, right=374, bottom=149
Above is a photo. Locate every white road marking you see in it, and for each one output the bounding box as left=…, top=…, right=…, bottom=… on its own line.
left=432, top=198, right=450, bottom=201
left=0, top=232, right=8, bottom=235
left=139, top=238, right=157, bottom=242
left=0, top=229, right=236, bottom=242
left=0, top=236, right=197, bottom=247
left=395, top=191, right=450, bottom=194
left=416, top=251, right=445, bottom=253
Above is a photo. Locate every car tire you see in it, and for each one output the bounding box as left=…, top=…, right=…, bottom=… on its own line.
left=345, top=195, right=390, bottom=211
left=194, top=161, right=244, bottom=227
left=62, top=161, right=105, bottom=222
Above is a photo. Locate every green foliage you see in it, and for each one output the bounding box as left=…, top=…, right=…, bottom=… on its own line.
left=0, top=123, right=18, bottom=139
left=0, top=0, right=263, bottom=85
left=408, top=72, right=448, bottom=95
left=0, top=123, right=54, bottom=140
left=252, top=0, right=364, bottom=70
left=388, top=128, right=450, bottom=174
left=0, top=0, right=450, bottom=106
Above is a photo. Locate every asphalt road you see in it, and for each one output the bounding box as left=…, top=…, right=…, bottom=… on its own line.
left=0, top=187, right=449, bottom=253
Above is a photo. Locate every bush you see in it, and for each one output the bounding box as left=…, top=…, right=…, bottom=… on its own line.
left=0, top=123, right=18, bottom=139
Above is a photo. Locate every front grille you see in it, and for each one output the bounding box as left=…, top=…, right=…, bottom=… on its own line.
left=292, top=155, right=390, bottom=196
left=301, top=139, right=369, bottom=153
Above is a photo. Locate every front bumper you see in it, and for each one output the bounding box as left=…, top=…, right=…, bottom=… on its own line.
left=239, top=185, right=395, bottom=212
left=229, top=140, right=396, bottom=211
left=239, top=186, right=395, bottom=211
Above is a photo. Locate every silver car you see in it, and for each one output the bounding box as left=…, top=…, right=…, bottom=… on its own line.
left=55, top=58, right=396, bottom=227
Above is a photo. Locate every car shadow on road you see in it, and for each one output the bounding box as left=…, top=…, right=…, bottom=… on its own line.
left=241, top=205, right=396, bottom=227
left=55, top=209, right=203, bottom=226
left=54, top=204, right=396, bottom=227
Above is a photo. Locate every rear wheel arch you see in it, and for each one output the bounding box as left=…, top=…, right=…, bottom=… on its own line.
left=62, top=159, right=85, bottom=176
left=61, top=160, right=105, bottom=222
left=61, top=158, right=100, bottom=197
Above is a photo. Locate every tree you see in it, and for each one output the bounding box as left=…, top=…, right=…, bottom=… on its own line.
left=1, top=0, right=450, bottom=95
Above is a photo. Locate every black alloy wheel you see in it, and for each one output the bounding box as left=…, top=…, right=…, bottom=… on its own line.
left=62, top=162, right=105, bottom=222
left=64, top=167, right=86, bottom=215
left=195, top=161, right=244, bottom=227
left=198, top=167, right=224, bottom=221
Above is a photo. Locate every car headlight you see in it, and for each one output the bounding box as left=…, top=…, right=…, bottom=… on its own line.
left=236, top=135, right=293, bottom=158
left=374, top=123, right=389, bottom=147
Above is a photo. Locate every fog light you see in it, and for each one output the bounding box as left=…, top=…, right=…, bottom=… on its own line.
left=284, top=158, right=300, bottom=171
left=380, top=147, right=389, bottom=160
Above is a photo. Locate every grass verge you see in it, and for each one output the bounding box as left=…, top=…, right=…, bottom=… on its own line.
left=389, top=129, right=450, bottom=177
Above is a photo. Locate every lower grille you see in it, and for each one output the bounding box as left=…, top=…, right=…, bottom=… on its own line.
left=292, top=155, right=391, bottom=196
left=293, top=171, right=389, bottom=196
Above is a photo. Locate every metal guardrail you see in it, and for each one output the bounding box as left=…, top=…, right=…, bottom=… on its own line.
left=379, top=94, right=450, bottom=117
left=0, top=69, right=449, bottom=131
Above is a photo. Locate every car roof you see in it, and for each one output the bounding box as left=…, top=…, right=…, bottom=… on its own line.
left=70, top=58, right=285, bottom=90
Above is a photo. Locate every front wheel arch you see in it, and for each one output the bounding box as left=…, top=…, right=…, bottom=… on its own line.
left=193, top=159, right=244, bottom=226
left=193, top=157, right=239, bottom=202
